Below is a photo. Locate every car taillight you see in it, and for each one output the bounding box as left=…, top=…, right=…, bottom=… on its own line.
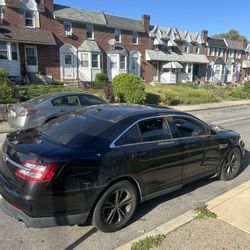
left=15, top=160, right=58, bottom=182
left=20, top=107, right=38, bottom=116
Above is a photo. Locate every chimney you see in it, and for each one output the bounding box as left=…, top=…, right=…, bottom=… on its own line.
left=201, top=30, right=208, bottom=43
left=142, top=14, right=150, bottom=32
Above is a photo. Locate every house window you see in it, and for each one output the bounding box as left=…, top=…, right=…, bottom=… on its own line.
left=186, top=63, right=192, bottom=74
left=0, top=41, right=7, bottom=59
left=211, top=48, right=215, bottom=56
left=86, top=25, right=94, bottom=39
left=81, top=53, right=89, bottom=67
left=132, top=31, right=138, bottom=44
left=115, top=29, right=121, bottom=42
left=184, top=44, right=190, bottom=53
left=25, top=10, right=35, bottom=27
left=11, top=43, right=18, bottom=60
left=219, top=49, right=224, bottom=57
left=100, top=54, right=103, bottom=68
left=92, top=53, right=99, bottom=68
left=215, top=48, right=219, bottom=56
left=120, top=55, right=126, bottom=70
left=64, top=22, right=72, bottom=36
left=196, top=45, right=201, bottom=54
left=237, top=51, right=242, bottom=59
left=0, top=6, right=3, bottom=22
left=215, top=65, right=221, bottom=74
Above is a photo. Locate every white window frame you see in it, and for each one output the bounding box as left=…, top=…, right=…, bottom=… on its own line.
left=64, top=22, right=72, bottom=36
left=132, top=31, right=138, bottom=44
left=119, top=55, right=127, bottom=70
left=11, top=43, right=18, bottom=61
left=80, top=52, right=89, bottom=68
left=86, top=24, right=94, bottom=40
left=184, top=44, right=190, bottom=53
left=196, top=45, right=201, bottom=54
left=215, top=65, right=221, bottom=75
left=0, top=6, right=3, bottom=23
left=24, top=10, right=35, bottom=28
left=186, top=63, right=192, bottom=74
left=219, top=49, right=224, bottom=57
left=114, top=29, right=121, bottom=42
left=91, top=53, right=100, bottom=69
left=0, top=41, right=8, bottom=60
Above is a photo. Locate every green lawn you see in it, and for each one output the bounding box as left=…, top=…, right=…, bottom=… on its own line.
left=145, top=83, right=250, bottom=106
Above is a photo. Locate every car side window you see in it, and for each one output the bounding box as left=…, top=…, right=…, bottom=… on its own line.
left=173, top=117, right=206, bottom=138
left=79, top=95, right=105, bottom=106
left=115, top=125, right=142, bottom=146
left=138, top=118, right=171, bottom=142
left=51, top=98, right=62, bottom=107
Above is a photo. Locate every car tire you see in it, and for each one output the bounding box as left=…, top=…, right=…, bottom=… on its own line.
left=92, top=180, right=138, bottom=232
left=220, top=147, right=242, bottom=181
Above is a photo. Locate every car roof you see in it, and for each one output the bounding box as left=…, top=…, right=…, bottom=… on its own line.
left=75, top=104, right=187, bottom=123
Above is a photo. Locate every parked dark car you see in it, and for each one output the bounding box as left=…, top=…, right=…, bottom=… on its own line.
left=0, top=104, right=245, bottom=232
left=8, top=92, right=107, bottom=130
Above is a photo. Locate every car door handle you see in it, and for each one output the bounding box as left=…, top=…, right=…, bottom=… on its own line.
left=132, top=152, right=147, bottom=159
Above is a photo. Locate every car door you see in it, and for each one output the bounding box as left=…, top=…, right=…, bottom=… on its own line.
left=170, top=115, right=214, bottom=182
left=51, top=95, right=81, bottom=116
left=114, top=117, right=184, bottom=196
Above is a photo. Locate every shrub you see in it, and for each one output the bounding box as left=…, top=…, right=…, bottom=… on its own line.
left=52, top=80, right=64, bottom=85
left=0, top=84, right=14, bottom=104
left=112, top=73, right=146, bottom=104
left=176, top=82, right=199, bottom=89
left=244, top=80, right=250, bottom=92
left=0, top=68, right=9, bottom=80
left=94, top=73, right=108, bottom=89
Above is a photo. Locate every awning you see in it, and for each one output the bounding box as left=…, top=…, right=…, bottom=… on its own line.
left=78, top=40, right=101, bottom=52
left=0, top=26, right=56, bottom=45
left=243, top=61, right=250, bottom=68
left=163, top=62, right=183, bottom=69
left=146, top=50, right=209, bottom=64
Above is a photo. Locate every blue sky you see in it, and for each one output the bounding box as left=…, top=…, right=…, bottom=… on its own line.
left=56, top=0, right=250, bottom=39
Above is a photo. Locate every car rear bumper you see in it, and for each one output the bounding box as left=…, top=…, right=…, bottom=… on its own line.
left=0, top=198, right=89, bottom=228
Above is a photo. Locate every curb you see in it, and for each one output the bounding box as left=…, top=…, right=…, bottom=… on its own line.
left=115, top=211, right=194, bottom=250
left=116, top=180, right=250, bottom=250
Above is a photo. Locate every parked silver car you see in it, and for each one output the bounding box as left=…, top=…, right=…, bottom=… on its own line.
left=8, top=92, right=107, bottom=130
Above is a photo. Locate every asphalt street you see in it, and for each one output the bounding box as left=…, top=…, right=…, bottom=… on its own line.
left=0, top=105, right=250, bottom=250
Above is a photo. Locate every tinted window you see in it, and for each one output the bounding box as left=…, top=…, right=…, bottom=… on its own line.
left=25, top=95, right=51, bottom=105
left=138, top=118, right=171, bottom=142
left=173, top=117, right=206, bottom=138
left=52, top=96, right=80, bottom=107
left=115, top=125, right=141, bottom=146
left=79, top=95, right=106, bottom=106
left=39, top=115, right=112, bottom=148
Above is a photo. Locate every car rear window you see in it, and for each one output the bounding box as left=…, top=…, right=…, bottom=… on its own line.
left=39, top=115, right=113, bottom=148
left=25, top=95, right=51, bottom=105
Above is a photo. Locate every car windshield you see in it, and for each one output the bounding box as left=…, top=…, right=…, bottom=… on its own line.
left=38, top=114, right=113, bottom=148
left=25, top=95, right=52, bottom=105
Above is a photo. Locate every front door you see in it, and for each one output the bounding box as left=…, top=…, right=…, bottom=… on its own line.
left=108, top=54, right=118, bottom=80
left=63, top=53, right=76, bottom=79
left=130, top=52, right=140, bottom=76
left=25, top=45, right=38, bottom=73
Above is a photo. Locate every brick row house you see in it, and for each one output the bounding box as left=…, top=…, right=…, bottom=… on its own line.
left=0, top=0, right=249, bottom=85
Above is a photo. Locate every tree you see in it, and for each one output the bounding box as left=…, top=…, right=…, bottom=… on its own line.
left=213, top=29, right=247, bottom=42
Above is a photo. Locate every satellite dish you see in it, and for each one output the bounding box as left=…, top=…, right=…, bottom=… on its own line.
left=108, top=39, right=117, bottom=46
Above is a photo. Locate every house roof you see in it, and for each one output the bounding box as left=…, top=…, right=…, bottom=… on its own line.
left=207, top=37, right=227, bottom=48
left=104, top=14, right=145, bottom=33
left=146, top=50, right=209, bottom=64
left=78, top=40, right=101, bottom=52
left=107, top=43, right=128, bottom=55
left=54, top=4, right=107, bottom=26
left=225, top=39, right=245, bottom=50
left=54, top=4, right=145, bottom=32
left=0, top=26, right=56, bottom=45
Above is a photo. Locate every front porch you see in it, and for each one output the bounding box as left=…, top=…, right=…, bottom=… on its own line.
left=146, top=50, right=208, bottom=84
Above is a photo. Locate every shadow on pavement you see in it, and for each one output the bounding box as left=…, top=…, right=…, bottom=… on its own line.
left=64, top=227, right=97, bottom=250
left=239, top=149, right=250, bottom=175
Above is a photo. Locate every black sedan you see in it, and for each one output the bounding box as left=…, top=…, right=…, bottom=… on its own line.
left=0, top=104, right=245, bottom=232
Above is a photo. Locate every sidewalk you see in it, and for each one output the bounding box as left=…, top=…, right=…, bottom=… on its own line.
left=117, top=180, right=250, bottom=250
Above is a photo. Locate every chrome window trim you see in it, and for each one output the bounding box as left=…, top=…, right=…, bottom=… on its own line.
left=110, top=115, right=173, bottom=148
left=109, top=113, right=214, bottom=149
